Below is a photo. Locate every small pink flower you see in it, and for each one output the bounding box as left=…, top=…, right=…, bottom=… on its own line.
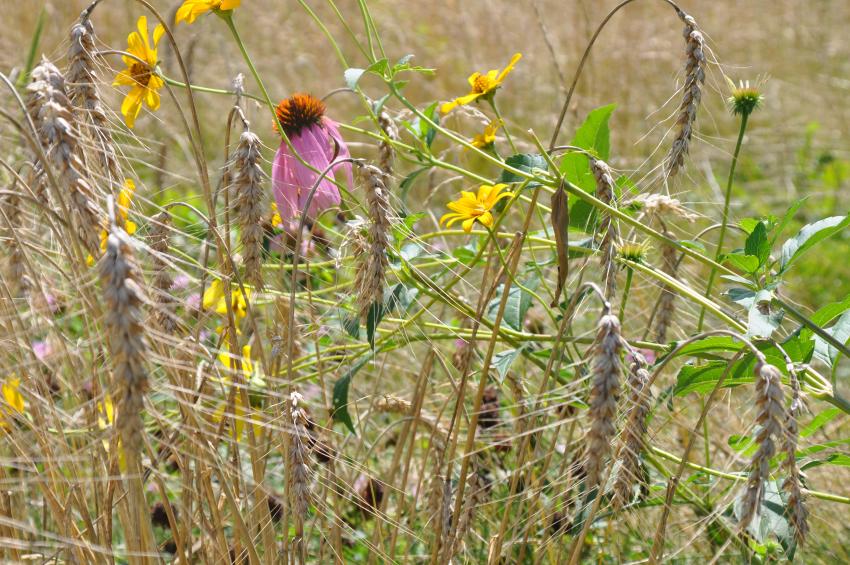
left=171, top=274, right=191, bottom=291
left=32, top=340, right=52, bottom=361
left=272, top=93, right=352, bottom=222
left=185, top=293, right=201, bottom=311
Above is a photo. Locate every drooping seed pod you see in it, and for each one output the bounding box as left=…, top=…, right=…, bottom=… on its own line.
left=781, top=368, right=808, bottom=544
left=739, top=361, right=786, bottom=529
left=67, top=17, right=121, bottom=188
left=666, top=11, right=706, bottom=177
left=654, top=232, right=679, bottom=343
left=27, top=58, right=103, bottom=253
left=354, top=164, right=391, bottom=320
left=613, top=353, right=652, bottom=509
left=584, top=313, right=623, bottom=489
left=377, top=109, right=399, bottom=180
left=99, top=226, right=149, bottom=457
left=591, top=159, right=619, bottom=301
left=288, top=391, right=311, bottom=519
left=231, top=129, right=266, bottom=290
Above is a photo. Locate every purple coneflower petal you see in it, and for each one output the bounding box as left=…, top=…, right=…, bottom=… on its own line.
left=323, top=118, right=354, bottom=187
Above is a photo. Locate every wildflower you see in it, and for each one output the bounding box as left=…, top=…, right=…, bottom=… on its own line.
left=113, top=16, right=164, bottom=129
left=727, top=77, right=765, bottom=117
left=1, top=377, right=25, bottom=428
left=440, top=183, right=513, bottom=233
left=176, top=0, right=240, bottom=25
left=202, top=279, right=252, bottom=319
left=272, top=93, right=352, bottom=221
left=270, top=202, right=283, bottom=228
left=218, top=344, right=254, bottom=378
left=87, top=180, right=137, bottom=266
left=618, top=241, right=649, bottom=264
left=440, top=53, right=521, bottom=114
left=469, top=119, right=502, bottom=149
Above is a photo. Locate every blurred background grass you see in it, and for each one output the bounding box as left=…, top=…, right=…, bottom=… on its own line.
left=3, top=0, right=849, bottom=304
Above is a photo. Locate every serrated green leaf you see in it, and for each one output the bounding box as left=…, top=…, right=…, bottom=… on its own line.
left=780, top=214, right=850, bottom=272
left=744, top=221, right=771, bottom=267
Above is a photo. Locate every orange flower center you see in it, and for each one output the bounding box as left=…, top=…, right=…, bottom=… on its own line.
left=472, top=75, right=495, bottom=94
left=275, top=93, right=326, bottom=137
left=130, top=63, right=152, bottom=87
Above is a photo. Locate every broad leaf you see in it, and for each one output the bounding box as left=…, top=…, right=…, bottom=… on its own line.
left=492, top=348, right=523, bottom=379
left=780, top=214, right=850, bottom=272
left=813, top=310, right=850, bottom=366
left=332, top=356, right=372, bottom=434
left=744, top=221, right=770, bottom=267
left=499, top=153, right=548, bottom=186
left=486, top=275, right=540, bottom=332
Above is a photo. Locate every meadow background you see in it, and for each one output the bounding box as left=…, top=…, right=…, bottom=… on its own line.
left=3, top=0, right=850, bottom=563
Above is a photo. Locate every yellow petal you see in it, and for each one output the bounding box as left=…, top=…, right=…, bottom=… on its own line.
left=497, top=53, right=522, bottom=83
left=466, top=72, right=482, bottom=89
left=145, top=86, right=161, bottom=111
left=153, top=23, right=165, bottom=47
left=221, top=0, right=241, bottom=8
left=203, top=280, right=225, bottom=310
left=461, top=217, right=476, bottom=233
left=113, top=70, right=136, bottom=87
left=121, top=88, right=144, bottom=129
left=441, top=92, right=483, bottom=114
left=477, top=211, right=494, bottom=228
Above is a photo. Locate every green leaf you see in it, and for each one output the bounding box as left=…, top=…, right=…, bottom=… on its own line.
left=747, top=290, right=784, bottom=339
left=486, top=275, right=540, bottom=332
left=558, top=104, right=618, bottom=232
left=571, top=103, right=617, bottom=160
left=800, top=453, right=850, bottom=470
left=499, top=153, right=548, bottom=186
left=800, top=294, right=850, bottom=343
left=399, top=167, right=430, bottom=206
left=666, top=336, right=744, bottom=361
left=744, top=221, right=770, bottom=267
left=723, top=253, right=760, bottom=274
left=492, top=348, right=523, bottom=380
left=344, top=68, right=366, bottom=89
left=780, top=214, right=850, bottom=272
left=813, top=310, right=850, bottom=366
left=674, top=360, right=752, bottom=396
left=770, top=198, right=806, bottom=248
left=727, top=434, right=758, bottom=457
left=343, top=315, right=360, bottom=339
left=17, top=7, right=45, bottom=88
left=800, top=407, right=841, bottom=438
left=332, top=357, right=372, bottom=434
left=422, top=101, right=440, bottom=148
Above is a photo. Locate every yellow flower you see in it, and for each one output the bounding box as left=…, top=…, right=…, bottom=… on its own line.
left=97, top=396, right=115, bottom=431
left=1, top=377, right=25, bottom=428
left=203, top=279, right=252, bottom=319
left=113, top=16, right=165, bottom=129
left=218, top=344, right=254, bottom=378
left=470, top=119, right=502, bottom=149
left=87, top=180, right=137, bottom=266
left=441, top=53, right=521, bottom=114
left=270, top=202, right=283, bottom=228
left=440, top=184, right=513, bottom=233
left=176, top=0, right=241, bottom=25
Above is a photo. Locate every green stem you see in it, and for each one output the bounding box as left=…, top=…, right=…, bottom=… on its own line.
left=619, top=267, right=633, bottom=319
left=698, top=112, right=749, bottom=330
left=160, top=75, right=263, bottom=103
left=489, top=98, right=518, bottom=154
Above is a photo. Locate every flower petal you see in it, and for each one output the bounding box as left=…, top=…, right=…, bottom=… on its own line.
left=497, top=53, right=522, bottom=83
left=462, top=217, right=476, bottom=233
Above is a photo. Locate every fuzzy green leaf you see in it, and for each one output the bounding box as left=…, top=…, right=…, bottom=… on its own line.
left=780, top=214, right=850, bottom=272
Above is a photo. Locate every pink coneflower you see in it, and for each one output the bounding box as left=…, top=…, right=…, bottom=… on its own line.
left=272, top=93, right=352, bottom=221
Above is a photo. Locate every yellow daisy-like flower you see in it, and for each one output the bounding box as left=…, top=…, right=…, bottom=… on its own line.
left=441, top=53, right=522, bottom=114
left=113, top=16, right=165, bottom=129
left=202, top=280, right=252, bottom=320
left=440, top=183, right=513, bottom=233
left=1, top=377, right=25, bottom=429
left=470, top=119, right=502, bottom=149
left=176, top=0, right=241, bottom=25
